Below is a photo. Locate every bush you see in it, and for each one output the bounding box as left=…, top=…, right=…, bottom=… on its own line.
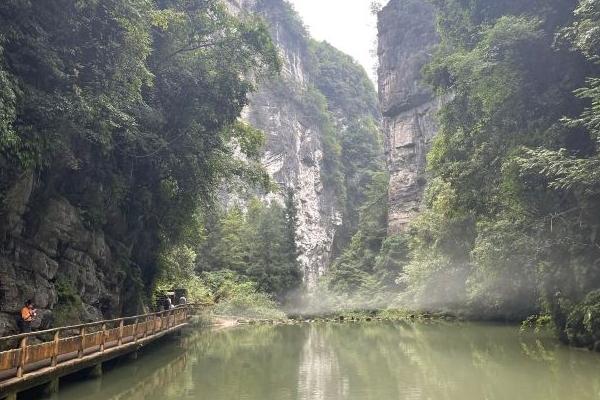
left=155, top=269, right=284, bottom=319
left=565, top=290, right=600, bottom=349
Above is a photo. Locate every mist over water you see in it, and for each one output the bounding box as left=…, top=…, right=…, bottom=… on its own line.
left=44, top=323, right=600, bottom=400
left=282, top=287, right=402, bottom=316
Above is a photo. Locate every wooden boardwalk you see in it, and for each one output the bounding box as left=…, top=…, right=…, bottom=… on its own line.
left=0, top=306, right=192, bottom=399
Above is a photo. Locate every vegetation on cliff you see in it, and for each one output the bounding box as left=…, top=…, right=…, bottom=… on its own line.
left=387, top=0, right=600, bottom=348
left=0, top=0, right=279, bottom=319
left=176, top=1, right=385, bottom=311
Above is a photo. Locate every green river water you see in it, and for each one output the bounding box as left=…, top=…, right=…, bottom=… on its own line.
left=39, top=322, right=600, bottom=400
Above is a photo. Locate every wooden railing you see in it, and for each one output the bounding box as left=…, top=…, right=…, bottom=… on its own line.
left=0, top=306, right=190, bottom=383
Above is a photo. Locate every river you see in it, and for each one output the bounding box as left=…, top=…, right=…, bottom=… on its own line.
left=38, top=322, right=600, bottom=400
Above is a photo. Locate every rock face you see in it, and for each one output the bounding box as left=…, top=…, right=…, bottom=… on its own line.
left=378, top=0, right=441, bottom=234
left=245, top=4, right=341, bottom=288
left=0, top=173, right=129, bottom=336
left=224, top=0, right=350, bottom=288
left=229, top=0, right=384, bottom=287
left=245, top=86, right=342, bottom=289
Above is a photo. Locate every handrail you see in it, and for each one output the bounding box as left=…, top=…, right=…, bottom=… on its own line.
left=0, top=305, right=194, bottom=343
left=0, top=304, right=205, bottom=387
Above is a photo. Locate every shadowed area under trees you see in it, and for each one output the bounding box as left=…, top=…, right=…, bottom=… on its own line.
left=0, top=0, right=280, bottom=325
left=2, top=0, right=600, bottom=356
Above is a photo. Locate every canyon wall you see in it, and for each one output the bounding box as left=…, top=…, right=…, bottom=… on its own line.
left=0, top=172, right=137, bottom=336
left=234, top=0, right=341, bottom=288
left=378, top=0, right=441, bottom=234
left=231, top=0, right=381, bottom=287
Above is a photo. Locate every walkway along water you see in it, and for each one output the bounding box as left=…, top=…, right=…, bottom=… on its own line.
left=0, top=305, right=197, bottom=399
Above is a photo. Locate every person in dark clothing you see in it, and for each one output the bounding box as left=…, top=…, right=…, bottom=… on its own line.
left=164, top=297, right=173, bottom=311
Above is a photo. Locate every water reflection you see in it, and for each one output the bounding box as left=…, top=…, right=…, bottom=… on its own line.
left=49, top=322, right=600, bottom=400
left=298, top=324, right=347, bottom=399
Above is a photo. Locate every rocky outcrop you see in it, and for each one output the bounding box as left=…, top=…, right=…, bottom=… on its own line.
left=244, top=82, right=342, bottom=288
left=0, top=173, right=129, bottom=336
left=248, top=68, right=339, bottom=283
left=229, top=1, right=344, bottom=288
left=378, top=0, right=441, bottom=234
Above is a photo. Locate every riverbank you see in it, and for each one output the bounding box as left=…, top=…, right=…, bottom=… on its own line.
left=206, top=309, right=460, bottom=329
left=212, top=307, right=598, bottom=354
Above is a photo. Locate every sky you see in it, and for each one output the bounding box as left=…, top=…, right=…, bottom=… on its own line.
left=288, top=0, right=380, bottom=84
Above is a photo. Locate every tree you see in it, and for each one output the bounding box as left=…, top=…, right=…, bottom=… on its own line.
left=0, top=0, right=280, bottom=311
left=397, top=0, right=600, bottom=332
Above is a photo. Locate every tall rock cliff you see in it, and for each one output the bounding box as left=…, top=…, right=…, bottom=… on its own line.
left=230, top=0, right=382, bottom=287
left=378, top=0, right=441, bottom=234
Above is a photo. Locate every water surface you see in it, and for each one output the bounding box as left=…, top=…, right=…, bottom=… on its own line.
left=46, top=322, right=600, bottom=400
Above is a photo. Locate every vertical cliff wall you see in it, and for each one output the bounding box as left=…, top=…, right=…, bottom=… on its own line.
left=378, top=0, right=441, bottom=234
left=225, top=0, right=341, bottom=288
left=228, top=0, right=382, bottom=288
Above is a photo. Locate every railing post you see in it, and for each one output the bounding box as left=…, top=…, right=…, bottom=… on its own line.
left=16, top=336, right=28, bottom=378
left=78, top=327, right=85, bottom=358
left=118, top=319, right=124, bottom=346
left=51, top=330, right=60, bottom=367
left=133, top=318, right=139, bottom=343
left=143, top=316, right=149, bottom=339
left=100, top=323, right=106, bottom=352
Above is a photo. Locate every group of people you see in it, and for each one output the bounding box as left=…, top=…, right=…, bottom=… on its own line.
left=163, top=296, right=186, bottom=311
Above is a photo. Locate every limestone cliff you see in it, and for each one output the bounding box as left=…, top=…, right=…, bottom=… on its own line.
left=229, top=0, right=382, bottom=287
left=245, top=1, right=340, bottom=288
left=0, top=172, right=138, bottom=336
left=244, top=85, right=342, bottom=289
left=378, top=0, right=441, bottom=234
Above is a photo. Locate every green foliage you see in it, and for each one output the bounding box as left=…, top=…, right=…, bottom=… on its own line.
left=0, top=0, right=280, bottom=307
left=326, top=172, right=390, bottom=301
left=310, top=41, right=379, bottom=117
left=206, top=271, right=285, bottom=319
left=468, top=218, right=539, bottom=319
left=400, top=0, right=600, bottom=343
left=309, top=41, right=385, bottom=254
left=158, top=269, right=284, bottom=319
left=198, top=197, right=302, bottom=300
left=565, top=290, right=600, bottom=348
left=521, top=314, right=555, bottom=334
left=155, top=243, right=212, bottom=302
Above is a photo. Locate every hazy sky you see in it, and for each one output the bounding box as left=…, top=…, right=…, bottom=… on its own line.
left=288, top=0, right=380, bottom=84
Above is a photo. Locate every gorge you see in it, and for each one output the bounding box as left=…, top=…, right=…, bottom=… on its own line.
left=0, top=0, right=386, bottom=333
left=1, top=0, right=600, bottom=354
